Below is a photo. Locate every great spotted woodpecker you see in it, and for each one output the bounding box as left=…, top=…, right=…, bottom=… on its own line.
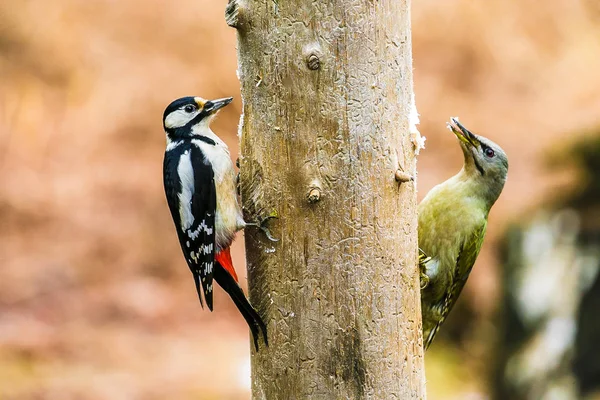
left=162, top=96, right=273, bottom=350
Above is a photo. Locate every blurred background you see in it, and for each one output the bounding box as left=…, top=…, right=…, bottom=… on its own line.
left=1, top=0, right=599, bottom=398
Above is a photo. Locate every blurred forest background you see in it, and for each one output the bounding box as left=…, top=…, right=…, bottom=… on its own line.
left=1, top=0, right=600, bottom=399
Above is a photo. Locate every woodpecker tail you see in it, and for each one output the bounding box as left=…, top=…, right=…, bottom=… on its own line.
left=214, top=261, right=268, bottom=351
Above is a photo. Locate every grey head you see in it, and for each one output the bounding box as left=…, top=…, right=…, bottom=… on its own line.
left=447, top=117, right=509, bottom=207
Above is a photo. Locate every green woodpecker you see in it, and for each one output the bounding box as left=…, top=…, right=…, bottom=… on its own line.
left=419, top=117, right=508, bottom=350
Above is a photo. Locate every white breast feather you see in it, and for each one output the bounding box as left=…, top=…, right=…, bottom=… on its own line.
left=425, top=257, right=441, bottom=280
left=191, top=137, right=232, bottom=183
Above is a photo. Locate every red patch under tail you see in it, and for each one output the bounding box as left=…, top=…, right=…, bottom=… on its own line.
left=215, top=247, right=238, bottom=283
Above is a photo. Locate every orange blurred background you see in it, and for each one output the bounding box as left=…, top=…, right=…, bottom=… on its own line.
left=1, top=0, right=599, bottom=399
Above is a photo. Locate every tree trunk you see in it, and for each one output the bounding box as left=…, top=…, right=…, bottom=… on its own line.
left=227, top=0, right=425, bottom=398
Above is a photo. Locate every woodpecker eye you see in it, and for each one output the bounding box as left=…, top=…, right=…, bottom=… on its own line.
left=184, top=105, right=196, bottom=113
left=484, top=148, right=495, bottom=158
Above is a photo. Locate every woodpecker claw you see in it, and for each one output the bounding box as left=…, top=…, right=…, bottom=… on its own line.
left=420, top=272, right=430, bottom=290
left=246, top=213, right=279, bottom=242
left=260, top=215, right=279, bottom=242
left=418, top=248, right=432, bottom=290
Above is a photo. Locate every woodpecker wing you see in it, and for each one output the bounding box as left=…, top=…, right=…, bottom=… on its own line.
left=424, top=221, right=487, bottom=349
left=163, top=142, right=216, bottom=310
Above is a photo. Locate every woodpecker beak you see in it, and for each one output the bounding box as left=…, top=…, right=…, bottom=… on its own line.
left=201, top=97, right=233, bottom=115
left=447, top=117, right=480, bottom=148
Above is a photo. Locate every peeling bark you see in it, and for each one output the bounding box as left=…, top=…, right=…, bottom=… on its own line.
left=228, top=0, right=425, bottom=398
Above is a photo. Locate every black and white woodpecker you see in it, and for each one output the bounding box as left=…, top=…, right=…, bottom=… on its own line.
left=419, top=117, right=508, bottom=350
left=162, top=96, right=274, bottom=350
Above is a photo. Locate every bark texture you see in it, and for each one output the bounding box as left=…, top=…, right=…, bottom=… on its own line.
left=228, top=0, right=425, bottom=398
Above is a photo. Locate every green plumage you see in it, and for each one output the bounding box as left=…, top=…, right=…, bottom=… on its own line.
left=419, top=118, right=508, bottom=350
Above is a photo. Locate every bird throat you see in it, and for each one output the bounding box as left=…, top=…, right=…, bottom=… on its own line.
left=472, top=157, right=485, bottom=175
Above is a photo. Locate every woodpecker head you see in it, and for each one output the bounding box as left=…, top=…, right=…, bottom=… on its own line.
left=447, top=117, right=508, bottom=203
left=163, top=96, right=233, bottom=140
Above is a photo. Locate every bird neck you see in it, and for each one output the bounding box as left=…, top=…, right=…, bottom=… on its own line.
left=455, top=167, right=505, bottom=212
left=191, top=122, right=227, bottom=148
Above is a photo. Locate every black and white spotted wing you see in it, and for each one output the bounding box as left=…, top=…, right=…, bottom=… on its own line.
left=163, top=140, right=217, bottom=310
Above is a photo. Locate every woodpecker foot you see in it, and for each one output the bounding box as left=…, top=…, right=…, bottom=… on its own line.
left=418, top=248, right=432, bottom=290
left=246, top=212, right=279, bottom=242
left=420, top=272, right=430, bottom=290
